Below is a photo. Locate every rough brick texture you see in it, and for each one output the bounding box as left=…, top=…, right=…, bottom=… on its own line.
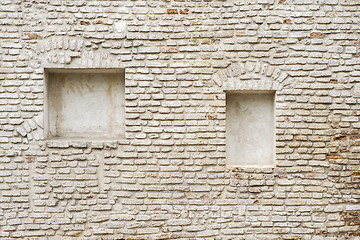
left=0, top=0, right=360, bottom=239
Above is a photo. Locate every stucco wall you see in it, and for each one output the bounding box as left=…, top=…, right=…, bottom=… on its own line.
left=0, top=0, right=360, bottom=239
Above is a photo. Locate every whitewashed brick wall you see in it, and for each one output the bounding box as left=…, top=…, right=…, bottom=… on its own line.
left=0, top=0, right=359, bottom=239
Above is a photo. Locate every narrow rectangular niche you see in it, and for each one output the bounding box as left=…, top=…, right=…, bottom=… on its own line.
left=45, top=69, right=125, bottom=139
left=226, top=91, right=275, bottom=167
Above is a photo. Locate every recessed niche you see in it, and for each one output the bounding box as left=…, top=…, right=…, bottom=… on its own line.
left=45, top=69, right=125, bottom=139
left=226, top=91, right=275, bottom=167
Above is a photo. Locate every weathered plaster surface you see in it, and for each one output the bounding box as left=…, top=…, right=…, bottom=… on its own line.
left=226, top=92, right=275, bottom=167
left=46, top=71, right=125, bottom=139
left=0, top=0, right=360, bottom=239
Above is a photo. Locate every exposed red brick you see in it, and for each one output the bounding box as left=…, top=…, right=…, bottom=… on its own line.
left=93, top=20, right=103, bottom=24
left=352, top=176, right=360, bottom=182
left=23, top=33, right=41, bottom=39
left=283, top=19, right=292, bottom=24
left=326, top=154, right=341, bottom=159
left=310, top=32, right=325, bottom=38
left=179, top=8, right=189, bottom=14
left=207, top=113, right=218, bottom=120
left=334, top=136, right=347, bottom=141
left=161, top=47, right=179, bottom=53
left=315, top=229, right=328, bottom=234
left=80, top=20, right=90, bottom=25
left=330, top=79, right=337, bottom=83
left=329, top=177, right=340, bottom=183
left=340, top=211, right=360, bottom=227
left=340, top=148, right=348, bottom=153
left=232, top=167, right=242, bottom=172
left=167, top=9, right=178, bottom=14
left=351, top=129, right=359, bottom=134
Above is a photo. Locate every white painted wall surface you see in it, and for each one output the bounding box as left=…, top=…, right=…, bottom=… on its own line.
left=226, top=92, right=275, bottom=166
left=47, top=72, right=125, bottom=139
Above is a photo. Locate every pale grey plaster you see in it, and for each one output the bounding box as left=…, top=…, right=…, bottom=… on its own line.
left=46, top=70, right=125, bottom=139
left=226, top=92, right=275, bottom=166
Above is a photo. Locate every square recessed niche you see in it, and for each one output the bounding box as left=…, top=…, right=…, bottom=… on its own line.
left=226, top=91, right=275, bottom=167
left=45, top=69, right=125, bottom=139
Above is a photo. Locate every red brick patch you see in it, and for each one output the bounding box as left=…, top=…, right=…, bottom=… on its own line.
left=310, top=32, right=325, bottom=38
left=167, top=9, right=178, bottom=14
left=93, top=20, right=103, bottom=24
left=167, top=9, right=188, bottom=14
left=333, top=136, right=346, bottom=140
left=23, top=33, right=41, bottom=39
left=179, top=9, right=189, bottom=14
left=283, top=19, right=292, bottom=24
left=80, top=20, right=90, bottom=25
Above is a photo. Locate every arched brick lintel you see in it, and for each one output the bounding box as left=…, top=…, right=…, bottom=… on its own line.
left=213, top=61, right=294, bottom=92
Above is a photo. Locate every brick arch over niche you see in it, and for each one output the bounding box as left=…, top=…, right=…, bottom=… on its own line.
left=20, top=36, right=127, bottom=143
left=26, top=36, right=123, bottom=68
left=213, top=61, right=294, bottom=91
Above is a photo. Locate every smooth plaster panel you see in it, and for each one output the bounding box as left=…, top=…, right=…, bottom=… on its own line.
left=47, top=71, right=125, bottom=139
left=226, top=92, right=275, bottom=166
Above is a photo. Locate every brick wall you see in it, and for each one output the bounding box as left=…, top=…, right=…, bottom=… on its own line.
left=0, top=0, right=359, bottom=239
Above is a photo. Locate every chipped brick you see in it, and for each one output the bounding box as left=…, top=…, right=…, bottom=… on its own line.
left=310, top=32, right=325, bottom=38
left=167, top=9, right=178, bottom=14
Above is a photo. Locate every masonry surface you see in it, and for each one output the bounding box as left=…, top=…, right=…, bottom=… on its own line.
left=0, top=0, right=360, bottom=239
